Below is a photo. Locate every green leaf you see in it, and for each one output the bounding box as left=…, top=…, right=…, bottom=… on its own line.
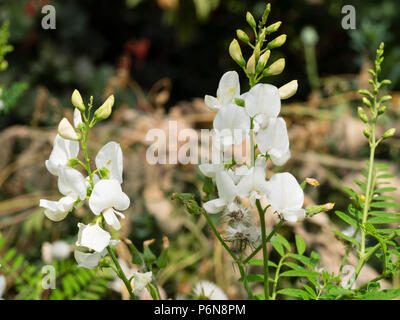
left=374, top=187, right=397, bottom=193
left=335, top=211, right=359, bottom=228
left=271, top=237, right=285, bottom=256
left=332, top=231, right=359, bottom=247
left=358, top=288, right=400, bottom=300
left=273, top=233, right=291, bottom=252
left=370, top=202, right=400, bottom=208
left=277, top=288, right=309, bottom=299
left=295, top=235, right=306, bottom=255
left=248, top=259, right=277, bottom=268
left=280, top=270, right=320, bottom=278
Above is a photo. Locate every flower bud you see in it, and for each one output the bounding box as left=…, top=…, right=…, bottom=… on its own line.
left=261, top=3, right=271, bottom=26
left=362, top=97, right=371, bottom=108
left=246, top=12, right=257, bottom=29
left=236, top=29, right=250, bottom=44
left=229, top=39, right=246, bottom=67
left=363, top=128, right=370, bottom=138
left=58, top=118, right=80, bottom=141
left=306, top=177, right=320, bottom=187
left=279, top=80, right=298, bottom=99
left=306, top=203, right=335, bottom=217
left=255, top=50, right=270, bottom=74
left=381, top=79, right=391, bottom=86
left=267, top=34, right=287, bottom=49
left=246, top=53, right=256, bottom=75
left=71, top=89, right=85, bottom=112
left=162, top=236, right=169, bottom=249
left=94, top=94, right=114, bottom=121
left=266, top=21, right=282, bottom=34
left=358, top=89, right=372, bottom=97
left=263, top=58, right=285, bottom=77
left=380, top=95, right=392, bottom=103
left=382, top=128, right=396, bottom=140
left=258, top=28, right=267, bottom=43
left=357, top=107, right=369, bottom=123
left=378, top=105, right=386, bottom=115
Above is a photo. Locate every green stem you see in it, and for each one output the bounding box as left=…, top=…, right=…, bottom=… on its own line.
left=256, top=199, right=269, bottom=300
left=107, top=246, right=136, bottom=300
left=271, top=254, right=286, bottom=299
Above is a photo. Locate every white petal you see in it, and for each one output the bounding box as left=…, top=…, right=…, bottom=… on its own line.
left=244, top=83, right=281, bottom=118
left=74, top=250, right=103, bottom=269
left=198, top=163, right=224, bottom=178
left=45, top=134, right=79, bottom=176
left=103, top=207, right=122, bottom=230
left=257, top=117, right=289, bottom=162
left=203, top=198, right=226, bottom=214
left=58, top=167, right=87, bottom=200
left=217, top=71, right=240, bottom=101
left=216, top=170, right=237, bottom=203
left=95, top=142, right=123, bottom=184
left=131, top=271, right=152, bottom=296
left=204, top=95, right=220, bottom=110
left=40, top=196, right=76, bottom=222
left=267, top=172, right=304, bottom=214
left=76, top=223, right=111, bottom=252
left=282, top=208, right=306, bottom=222
left=89, top=179, right=130, bottom=215
left=58, top=118, right=79, bottom=140
left=73, top=108, right=83, bottom=128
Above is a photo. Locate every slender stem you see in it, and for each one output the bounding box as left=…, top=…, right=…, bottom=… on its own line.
left=271, top=254, right=286, bottom=300
left=107, top=246, right=136, bottom=300
left=256, top=199, right=269, bottom=300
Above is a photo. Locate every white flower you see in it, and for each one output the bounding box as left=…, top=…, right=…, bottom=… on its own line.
left=213, top=104, right=250, bottom=146
left=95, top=142, right=123, bottom=183
left=256, top=117, right=291, bottom=166
left=73, top=108, right=83, bottom=128
left=203, top=171, right=237, bottom=214
left=0, top=275, right=6, bottom=299
left=89, top=179, right=130, bottom=230
left=42, top=240, right=71, bottom=263
left=74, top=240, right=119, bottom=269
left=193, top=281, right=227, bottom=300
left=244, top=83, right=281, bottom=131
left=58, top=118, right=80, bottom=141
left=205, top=71, right=240, bottom=111
left=131, top=271, right=153, bottom=296
left=45, top=134, right=79, bottom=176
left=76, top=223, right=111, bottom=252
left=40, top=196, right=76, bottom=222
left=57, top=167, right=87, bottom=201
left=237, top=158, right=269, bottom=206
left=198, top=163, right=224, bottom=179
left=109, top=259, right=136, bottom=293
left=266, top=172, right=305, bottom=222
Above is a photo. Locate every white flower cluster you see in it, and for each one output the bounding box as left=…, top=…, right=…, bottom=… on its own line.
left=40, top=108, right=130, bottom=269
left=201, top=71, right=305, bottom=230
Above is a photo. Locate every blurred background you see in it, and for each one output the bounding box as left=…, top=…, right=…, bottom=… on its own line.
left=0, top=0, right=399, bottom=299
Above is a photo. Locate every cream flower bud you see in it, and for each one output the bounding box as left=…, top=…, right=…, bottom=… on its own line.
left=58, top=118, right=80, bottom=141
left=71, top=89, right=85, bottom=112
left=236, top=29, right=249, bottom=43
left=246, top=53, right=256, bottom=75
left=94, top=94, right=114, bottom=121
left=267, top=34, right=287, bottom=49
left=279, top=80, right=298, bottom=99
left=229, top=39, right=246, bottom=67
left=256, top=50, right=270, bottom=73
left=246, top=12, right=257, bottom=29
left=266, top=21, right=282, bottom=34
left=263, top=58, right=285, bottom=77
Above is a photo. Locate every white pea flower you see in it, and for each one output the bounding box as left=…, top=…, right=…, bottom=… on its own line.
left=213, top=104, right=250, bottom=146
left=74, top=240, right=119, bottom=269
left=73, top=108, right=83, bottom=128
left=237, top=158, right=269, bottom=206
left=95, top=142, right=123, bottom=183
left=40, top=167, right=87, bottom=221
left=256, top=117, right=291, bottom=166
left=89, top=179, right=130, bottom=230
left=244, top=83, right=281, bottom=131
left=193, top=281, right=227, bottom=300
left=76, top=222, right=111, bottom=252
left=0, top=275, right=5, bottom=300
left=45, top=134, right=79, bottom=176
left=42, top=240, right=71, bottom=263
left=198, top=163, right=224, bottom=179
left=205, top=71, right=240, bottom=111
left=266, top=172, right=306, bottom=222
left=131, top=271, right=153, bottom=296
left=58, top=118, right=80, bottom=141
left=203, top=171, right=238, bottom=214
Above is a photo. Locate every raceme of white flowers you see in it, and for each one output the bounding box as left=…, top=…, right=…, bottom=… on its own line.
left=40, top=106, right=131, bottom=269
left=201, top=71, right=304, bottom=245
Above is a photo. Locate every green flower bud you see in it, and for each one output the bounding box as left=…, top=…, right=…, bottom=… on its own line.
left=236, top=29, right=250, bottom=44
left=363, top=128, right=370, bottom=138
left=267, top=34, right=287, bottom=49
left=382, top=128, right=396, bottom=140
left=266, top=21, right=282, bottom=34
left=246, top=53, right=256, bottom=75
left=381, top=79, right=391, bottom=86
left=255, top=50, right=270, bottom=74
left=261, top=3, right=271, bottom=26
left=358, top=89, right=372, bottom=97
left=71, top=89, right=85, bottom=112
left=362, top=97, right=371, bottom=108
left=306, top=203, right=335, bottom=217
left=246, top=12, right=257, bottom=29
left=258, top=28, right=267, bottom=43
left=378, top=105, right=386, bottom=115
left=229, top=39, right=246, bottom=67
left=263, top=58, right=285, bottom=77
left=380, top=95, right=392, bottom=103
left=94, top=94, right=115, bottom=121
left=357, top=107, right=369, bottom=123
